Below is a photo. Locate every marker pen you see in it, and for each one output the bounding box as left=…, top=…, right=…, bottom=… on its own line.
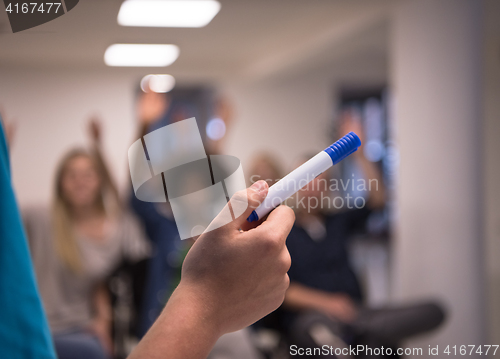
left=247, top=132, right=361, bottom=222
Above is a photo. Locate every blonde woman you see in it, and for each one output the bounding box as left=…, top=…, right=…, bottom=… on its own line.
left=23, top=148, right=149, bottom=359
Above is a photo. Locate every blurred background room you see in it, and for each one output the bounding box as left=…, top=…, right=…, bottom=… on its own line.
left=0, top=0, right=499, bottom=358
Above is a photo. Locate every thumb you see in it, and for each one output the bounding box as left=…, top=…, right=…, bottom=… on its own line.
left=229, top=180, right=268, bottom=229
left=203, top=180, right=268, bottom=235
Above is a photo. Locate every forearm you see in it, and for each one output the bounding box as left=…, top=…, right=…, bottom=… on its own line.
left=128, top=284, right=220, bottom=359
left=90, top=142, right=121, bottom=204
left=355, top=154, right=385, bottom=209
left=93, top=283, right=112, bottom=324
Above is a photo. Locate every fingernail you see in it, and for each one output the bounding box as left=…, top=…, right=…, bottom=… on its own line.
left=250, top=180, right=267, bottom=193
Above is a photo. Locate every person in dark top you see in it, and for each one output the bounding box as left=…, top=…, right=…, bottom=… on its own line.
left=286, top=206, right=371, bottom=305
left=254, top=113, right=445, bottom=358
left=282, top=169, right=444, bottom=358
left=283, top=115, right=386, bottom=325
left=127, top=89, right=187, bottom=337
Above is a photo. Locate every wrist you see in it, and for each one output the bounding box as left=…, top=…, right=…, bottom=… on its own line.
left=167, top=283, right=223, bottom=339
left=130, top=283, right=222, bottom=359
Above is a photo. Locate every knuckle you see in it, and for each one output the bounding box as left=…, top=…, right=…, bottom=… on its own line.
left=279, top=205, right=295, bottom=220
left=281, top=250, right=292, bottom=271
left=273, top=276, right=289, bottom=307
left=275, top=249, right=291, bottom=273
left=262, top=233, right=282, bottom=252
left=273, top=287, right=287, bottom=308
left=260, top=238, right=279, bottom=254
left=269, top=231, right=283, bottom=244
left=283, top=274, right=290, bottom=289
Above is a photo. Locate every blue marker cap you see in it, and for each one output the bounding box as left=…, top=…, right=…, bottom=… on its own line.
left=247, top=210, right=259, bottom=223
left=324, top=132, right=361, bottom=165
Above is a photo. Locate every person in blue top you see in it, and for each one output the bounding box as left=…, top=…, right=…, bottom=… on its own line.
left=0, top=116, right=57, bottom=359
left=129, top=88, right=233, bottom=337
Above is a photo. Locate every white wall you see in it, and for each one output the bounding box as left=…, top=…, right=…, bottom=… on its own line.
left=0, top=68, right=138, bottom=206
left=223, top=75, right=333, bottom=175
left=391, top=0, right=485, bottom=354
left=484, top=0, right=500, bottom=344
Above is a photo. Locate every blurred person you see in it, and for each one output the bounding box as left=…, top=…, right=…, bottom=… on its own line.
left=206, top=98, right=235, bottom=155
left=131, top=89, right=237, bottom=334
left=23, top=143, right=150, bottom=359
left=0, top=113, right=296, bottom=359
left=284, top=114, right=385, bottom=321
left=279, top=112, right=444, bottom=358
left=129, top=90, right=188, bottom=337
left=131, top=90, right=263, bottom=359
left=247, top=152, right=283, bottom=187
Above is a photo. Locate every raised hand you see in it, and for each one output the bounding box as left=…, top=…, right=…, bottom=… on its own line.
left=137, top=92, right=169, bottom=126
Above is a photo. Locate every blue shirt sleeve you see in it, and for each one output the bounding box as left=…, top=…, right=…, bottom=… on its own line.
left=0, top=121, right=57, bottom=359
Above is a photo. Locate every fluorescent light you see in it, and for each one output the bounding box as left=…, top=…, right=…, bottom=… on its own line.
left=118, top=0, right=221, bottom=28
left=141, top=74, right=176, bottom=93
left=104, top=44, right=179, bottom=67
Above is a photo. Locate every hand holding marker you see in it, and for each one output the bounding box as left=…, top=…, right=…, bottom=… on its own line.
left=247, top=132, right=362, bottom=222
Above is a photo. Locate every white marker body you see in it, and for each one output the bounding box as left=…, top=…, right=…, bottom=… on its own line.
left=254, top=151, right=333, bottom=220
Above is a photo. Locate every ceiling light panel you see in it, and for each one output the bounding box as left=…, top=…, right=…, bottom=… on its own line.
left=118, top=0, right=221, bottom=28
left=104, top=44, right=180, bottom=67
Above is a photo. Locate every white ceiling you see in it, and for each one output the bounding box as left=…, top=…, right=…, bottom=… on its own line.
left=0, top=0, right=393, bottom=81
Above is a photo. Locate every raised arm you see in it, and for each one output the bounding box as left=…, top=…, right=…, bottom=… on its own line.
left=339, top=110, right=386, bottom=209
left=88, top=117, right=121, bottom=205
